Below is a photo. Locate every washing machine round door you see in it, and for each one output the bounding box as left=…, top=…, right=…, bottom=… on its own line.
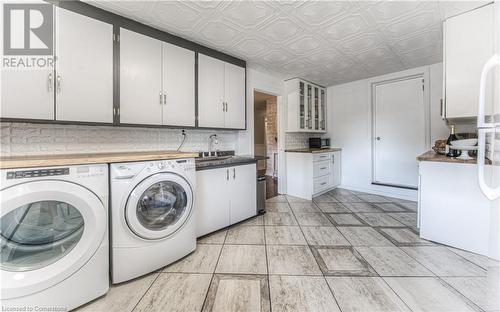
left=0, top=180, right=106, bottom=299
left=125, top=172, right=194, bottom=240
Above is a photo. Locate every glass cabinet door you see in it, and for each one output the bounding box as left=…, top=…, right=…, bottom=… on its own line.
left=314, top=87, right=319, bottom=130
left=307, top=84, right=312, bottom=129
left=299, top=81, right=305, bottom=129
left=320, top=89, right=326, bottom=131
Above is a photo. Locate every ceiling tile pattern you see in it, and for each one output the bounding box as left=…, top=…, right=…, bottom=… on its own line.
left=86, top=0, right=488, bottom=86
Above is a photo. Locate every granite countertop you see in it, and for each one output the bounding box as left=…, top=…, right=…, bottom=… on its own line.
left=0, top=150, right=199, bottom=169
left=417, top=150, right=491, bottom=165
left=285, top=147, right=342, bottom=153
left=195, top=155, right=259, bottom=171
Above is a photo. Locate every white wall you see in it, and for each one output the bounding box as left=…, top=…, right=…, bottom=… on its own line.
left=328, top=63, right=448, bottom=200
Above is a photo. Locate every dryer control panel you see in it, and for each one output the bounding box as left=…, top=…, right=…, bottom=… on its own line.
left=6, top=168, right=69, bottom=179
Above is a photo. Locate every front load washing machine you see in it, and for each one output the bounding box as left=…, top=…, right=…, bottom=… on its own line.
left=1, top=164, right=109, bottom=311
left=110, top=158, right=196, bottom=283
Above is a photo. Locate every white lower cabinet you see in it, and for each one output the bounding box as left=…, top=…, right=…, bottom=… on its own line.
left=286, top=151, right=341, bottom=200
left=196, top=163, right=256, bottom=237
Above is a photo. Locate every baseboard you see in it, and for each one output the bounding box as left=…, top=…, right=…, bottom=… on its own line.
left=339, top=184, right=418, bottom=201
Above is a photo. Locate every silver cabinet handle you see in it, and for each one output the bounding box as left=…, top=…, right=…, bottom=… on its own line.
left=56, top=75, right=61, bottom=93
left=225, top=102, right=228, bottom=112
left=47, top=73, right=53, bottom=92
left=320, top=167, right=327, bottom=170
left=233, top=168, right=236, bottom=179
left=159, top=91, right=163, bottom=105
left=332, top=155, right=335, bottom=163
left=226, top=169, right=229, bottom=180
left=320, top=182, right=327, bottom=186
left=222, top=102, right=225, bottom=112
left=163, top=94, right=166, bottom=105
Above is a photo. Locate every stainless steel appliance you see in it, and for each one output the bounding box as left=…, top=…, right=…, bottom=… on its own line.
left=309, top=137, right=330, bottom=149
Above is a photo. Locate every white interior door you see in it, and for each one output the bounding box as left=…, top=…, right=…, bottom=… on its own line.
left=120, top=28, right=162, bottom=125
left=224, top=63, right=246, bottom=129
left=162, top=42, right=195, bottom=126
left=56, top=8, right=113, bottom=123
left=198, top=54, right=225, bottom=128
left=373, top=76, right=426, bottom=188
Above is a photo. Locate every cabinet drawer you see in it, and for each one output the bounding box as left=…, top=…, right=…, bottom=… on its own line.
left=313, top=153, right=331, bottom=162
left=313, top=161, right=330, bottom=178
left=313, top=175, right=330, bottom=193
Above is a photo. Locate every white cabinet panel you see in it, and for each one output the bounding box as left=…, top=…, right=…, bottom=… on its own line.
left=224, top=63, right=246, bottom=129
left=229, top=164, right=256, bottom=224
left=286, top=78, right=326, bottom=133
left=120, top=28, right=162, bottom=125
left=195, top=167, right=230, bottom=237
left=162, top=42, right=195, bottom=126
left=445, top=4, right=494, bottom=119
left=56, top=8, right=113, bottom=123
left=1, top=69, right=54, bottom=120
left=331, top=151, right=341, bottom=188
left=198, top=54, right=225, bottom=128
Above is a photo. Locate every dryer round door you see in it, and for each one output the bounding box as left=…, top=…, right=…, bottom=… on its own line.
left=126, top=172, right=194, bottom=240
left=0, top=180, right=107, bottom=299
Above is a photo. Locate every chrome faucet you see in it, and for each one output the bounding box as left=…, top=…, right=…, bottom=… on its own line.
left=208, top=134, right=218, bottom=157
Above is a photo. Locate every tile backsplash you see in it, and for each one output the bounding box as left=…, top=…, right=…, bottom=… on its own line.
left=0, top=122, right=238, bottom=156
left=285, top=132, right=322, bottom=149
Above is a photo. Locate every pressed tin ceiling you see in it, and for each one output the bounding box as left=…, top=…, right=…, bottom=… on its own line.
left=86, top=0, right=488, bottom=86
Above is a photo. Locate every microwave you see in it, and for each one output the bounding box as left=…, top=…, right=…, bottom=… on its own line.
left=309, top=138, right=330, bottom=149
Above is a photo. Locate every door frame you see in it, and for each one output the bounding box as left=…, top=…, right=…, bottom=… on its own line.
left=251, top=88, right=285, bottom=195
left=370, top=71, right=431, bottom=189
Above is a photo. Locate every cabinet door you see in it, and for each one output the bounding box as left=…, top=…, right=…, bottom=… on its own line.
left=1, top=68, right=54, bottom=120
left=198, top=54, right=225, bottom=128
left=195, top=167, right=230, bottom=237
left=330, top=152, right=341, bottom=188
left=320, top=89, right=326, bottom=131
left=120, top=28, right=162, bottom=125
left=229, top=164, right=257, bottom=224
left=162, top=42, right=195, bottom=126
left=56, top=8, right=113, bottom=123
left=313, top=86, right=319, bottom=131
left=445, top=4, right=494, bottom=118
left=224, top=63, right=246, bottom=129
left=306, top=83, right=313, bottom=130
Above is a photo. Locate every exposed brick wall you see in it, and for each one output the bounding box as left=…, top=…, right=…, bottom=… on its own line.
left=265, top=98, right=278, bottom=176
left=0, top=122, right=238, bottom=156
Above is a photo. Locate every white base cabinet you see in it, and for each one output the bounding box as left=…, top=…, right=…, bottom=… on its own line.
left=286, top=151, right=341, bottom=200
left=196, top=163, right=256, bottom=237
left=419, top=161, right=492, bottom=257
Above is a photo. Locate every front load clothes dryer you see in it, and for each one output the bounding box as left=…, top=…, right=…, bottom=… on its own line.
left=0, top=164, right=109, bottom=311
left=110, top=158, right=196, bottom=283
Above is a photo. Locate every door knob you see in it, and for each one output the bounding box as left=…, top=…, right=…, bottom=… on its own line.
left=376, top=137, right=381, bottom=141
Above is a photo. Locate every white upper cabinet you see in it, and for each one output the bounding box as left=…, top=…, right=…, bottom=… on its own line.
left=286, top=78, right=326, bottom=133
left=224, top=63, right=246, bottom=129
left=444, top=4, right=495, bottom=119
left=198, top=54, right=246, bottom=129
left=162, top=42, right=195, bottom=127
left=1, top=64, right=55, bottom=120
left=198, top=54, right=225, bottom=128
left=120, top=29, right=163, bottom=125
left=56, top=8, right=113, bottom=123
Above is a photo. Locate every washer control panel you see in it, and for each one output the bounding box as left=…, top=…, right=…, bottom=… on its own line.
left=6, top=168, right=69, bottom=179
left=152, top=159, right=195, bottom=171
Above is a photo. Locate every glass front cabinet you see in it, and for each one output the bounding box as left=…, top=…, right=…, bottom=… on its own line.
left=286, top=78, right=326, bottom=133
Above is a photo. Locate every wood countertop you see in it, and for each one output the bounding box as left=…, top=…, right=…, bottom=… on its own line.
left=285, top=147, right=342, bottom=153
left=0, top=150, right=199, bottom=169
left=417, top=150, right=491, bottom=165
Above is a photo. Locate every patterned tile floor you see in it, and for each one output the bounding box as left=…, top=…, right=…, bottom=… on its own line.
left=78, top=188, right=500, bottom=312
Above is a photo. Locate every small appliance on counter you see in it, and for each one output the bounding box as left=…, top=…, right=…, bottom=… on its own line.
left=309, top=137, right=330, bottom=149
